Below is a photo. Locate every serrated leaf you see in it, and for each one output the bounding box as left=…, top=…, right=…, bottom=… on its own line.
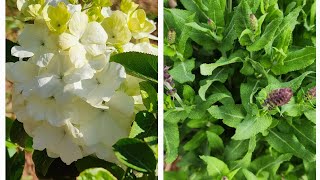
left=271, top=47, right=316, bottom=75
left=199, top=68, right=230, bottom=100
left=224, top=140, right=249, bottom=162
left=200, top=156, right=229, bottom=177
left=232, top=114, right=272, bottom=140
left=139, top=81, right=158, bottom=113
left=200, top=56, right=241, bottom=76
left=169, top=59, right=195, bottom=83
left=33, top=150, right=55, bottom=176
left=130, top=111, right=157, bottom=139
left=304, top=109, right=315, bottom=124
left=113, top=138, right=156, bottom=173
left=77, top=168, right=117, bottom=180
left=208, top=104, right=246, bottom=128
left=266, top=129, right=315, bottom=162
left=183, top=131, right=206, bottom=151
left=10, top=120, right=33, bottom=149
left=206, top=131, right=224, bottom=150
left=75, top=156, right=124, bottom=179
left=207, top=0, right=226, bottom=27
left=164, top=107, right=190, bottom=123
left=164, top=122, right=179, bottom=163
left=250, top=154, right=292, bottom=175
left=110, top=52, right=157, bottom=83
left=247, top=18, right=282, bottom=52
left=190, top=93, right=230, bottom=119
left=240, top=81, right=260, bottom=112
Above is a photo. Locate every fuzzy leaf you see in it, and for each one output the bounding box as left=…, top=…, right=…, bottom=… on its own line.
left=271, top=47, right=316, bottom=75
left=164, top=121, right=179, bottom=163
left=169, top=59, right=195, bottom=83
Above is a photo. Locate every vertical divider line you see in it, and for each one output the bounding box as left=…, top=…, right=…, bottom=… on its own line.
left=316, top=0, right=319, bottom=177
left=1, top=0, right=6, bottom=177
left=157, top=0, right=164, bottom=179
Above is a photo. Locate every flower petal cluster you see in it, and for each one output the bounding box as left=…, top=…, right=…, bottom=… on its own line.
left=7, top=0, right=157, bottom=165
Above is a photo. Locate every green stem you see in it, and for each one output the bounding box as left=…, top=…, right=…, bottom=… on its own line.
left=164, top=82, right=185, bottom=108
left=228, top=0, right=232, bottom=13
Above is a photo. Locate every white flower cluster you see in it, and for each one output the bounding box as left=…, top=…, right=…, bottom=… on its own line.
left=7, top=0, right=157, bottom=165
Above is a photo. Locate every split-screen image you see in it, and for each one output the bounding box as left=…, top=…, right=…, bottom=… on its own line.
left=4, top=0, right=316, bottom=179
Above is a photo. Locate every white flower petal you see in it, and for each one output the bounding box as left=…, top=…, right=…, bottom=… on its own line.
left=69, top=45, right=87, bottom=68
left=80, top=22, right=108, bottom=45
left=57, top=135, right=83, bottom=165
left=33, top=123, right=64, bottom=151
left=59, top=33, right=79, bottom=50
left=11, top=46, right=34, bottom=58
left=84, top=44, right=107, bottom=56
left=69, top=12, right=88, bottom=38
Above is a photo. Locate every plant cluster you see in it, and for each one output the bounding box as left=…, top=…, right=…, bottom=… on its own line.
left=164, top=0, right=315, bottom=179
left=6, top=0, right=158, bottom=179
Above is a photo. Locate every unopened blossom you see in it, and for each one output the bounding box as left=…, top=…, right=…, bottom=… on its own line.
left=264, top=88, right=293, bottom=109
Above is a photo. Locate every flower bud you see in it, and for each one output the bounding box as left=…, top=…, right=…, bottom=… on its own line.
left=207, top=18, right=216, bottom=30
left=264, top=88, right=293, bottom=109
left=166, top=88, right=177, bottom=97
left=250, top=14, right=258, bottom=31
left=306, top=86, right=316, bottom=99
left=168, top=0, right=177, bottom=8
left=167, top=29, right=176, bottom=44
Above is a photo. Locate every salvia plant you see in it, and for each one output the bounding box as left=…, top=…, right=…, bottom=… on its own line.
left=6, top=0, right=158, bottom=179
left=164, top=0, right=315, bottom=179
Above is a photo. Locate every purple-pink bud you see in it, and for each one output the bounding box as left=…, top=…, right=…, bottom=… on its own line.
left=264, top=88, right=293, bottom=109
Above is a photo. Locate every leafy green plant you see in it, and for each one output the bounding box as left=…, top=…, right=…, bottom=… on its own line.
left=164, top=0, right=315, bottom=179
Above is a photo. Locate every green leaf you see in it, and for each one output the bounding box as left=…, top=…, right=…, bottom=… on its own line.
left=266, top=129, right=315, bottom=162
left=129, top=111, right=157, bottom=139
left=224, top=140, right=249, bottom=162
left=206, top=131, right=224, bottom=150
left=10, top=120, right=33, bottom=150
left=207, top=0, right=226, bottom=27
left=200, top=156, right=229, bottom=177
left=110, top=52, right=157, bottom=83
left=183, top=131, right=206, bottom=151
left=250, top=154, right=292, bottom=175
left=232, top=114, right=272, bottom=140
left=164, top=171, right=188, bottom=180
left=164, top=107, right=190, bottom=123
left=240, top=81, right=260, bottom=112
left=77, top=168, right=117, bottom=180
left=139, top=81, right=158, bottom=113
left=199, top=68, right=230, bottom=100
left=169, top=59, right=195, bottom=83
left=164, top=121, right=179, bottom=163
left=200, top=56, right=241, bottom=76
left=208, top=104, right=246, bottom=128
left=6, top=150, right=25, bottom=180
left=271, top=47, right=316, bottom=75
left=247, top=18, right=282, bottom=52
left=234, top=0, right=252, bottom=37
left=33, top=150, right=55, bottom=176
left=304, top=109, right=316, bottom=124
left=182, top=85, right=195, bottom=104
left=75, top=156, right=124, bottom=179
left=113, top=138, right=156, bottom=173
left=190, top=93, right=230, bottom=119
left=242, top=169, right=258, bottom=179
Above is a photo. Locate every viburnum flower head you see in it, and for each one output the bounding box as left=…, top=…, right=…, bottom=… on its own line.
left=8, top=0, right=157, bottom=165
